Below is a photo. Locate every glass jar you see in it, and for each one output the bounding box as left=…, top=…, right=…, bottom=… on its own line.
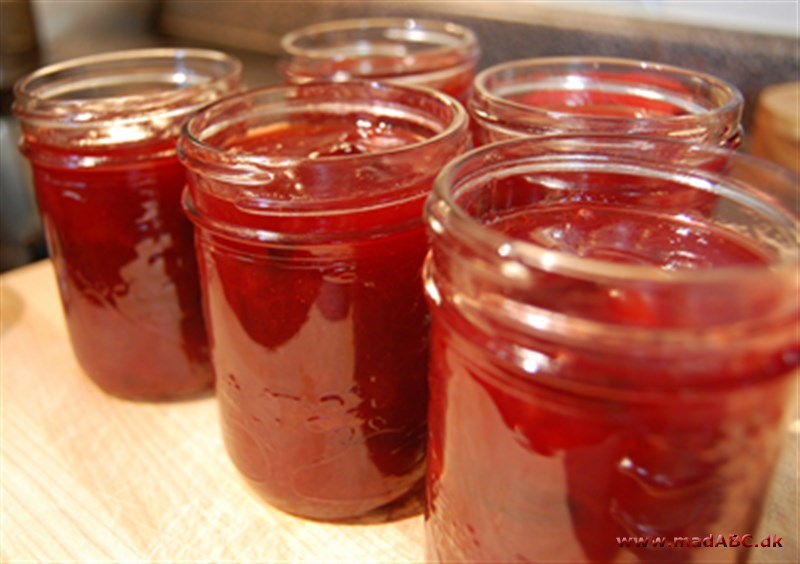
left=424, top=135, right=798, bottom=562
left=280, top=18, right=480, bottom=102
left=469, top=57, right=743, bottom=147
left=14, top=48, right=242, bottom=400
left=179, top=81, right=469, bottom=519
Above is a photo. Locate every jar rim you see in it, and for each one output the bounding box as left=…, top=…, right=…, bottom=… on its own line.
left=429, top=134, right=798, bottom=285
left=180, top=80, right=468, bottom=171
left=471, top=56, right=744, bottom=133
left=13, top=47, right=243, bottom=127
left=280, top=17, right=479, bottom=78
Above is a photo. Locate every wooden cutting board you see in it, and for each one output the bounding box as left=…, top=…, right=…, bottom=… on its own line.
left=749, top=82, right=800, bottom=173
left=1, top=260, right=796, bottom=562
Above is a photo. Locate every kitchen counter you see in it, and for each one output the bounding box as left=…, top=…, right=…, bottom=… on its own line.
left=1, top=260, right=797, bottom=561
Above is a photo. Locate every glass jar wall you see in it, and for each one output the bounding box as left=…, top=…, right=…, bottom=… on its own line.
left=280, top=18, right=480, bottom=102
left=423, top=135, right=798, bottom=561
left=469, top=57, right=743, bottom=147
left=179, top=81, right=469, bottom=519
left=14, top=48, right=242, bottom=399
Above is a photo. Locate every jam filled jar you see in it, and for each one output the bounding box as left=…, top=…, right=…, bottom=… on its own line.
left=423, top=136, right=798, bottom=562
left=280, top=18, right=480, bottom=102
left=469, top=56, right=743, bottom=147
left=14, top=49, right=242, bottom=400
left=179, top=82, right=468, bottom=519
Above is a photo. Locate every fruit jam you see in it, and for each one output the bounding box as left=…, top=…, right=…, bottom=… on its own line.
left=14, top=49, right=241, bottom=400
left=27, top=141, right=212, bottom=399
left=180, top=83, right=468, bottom=519
left=424, top=138, right=798, bottom=562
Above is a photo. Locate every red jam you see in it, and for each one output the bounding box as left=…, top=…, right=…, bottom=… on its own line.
left=182, top=85, right=468, bottom=519
left=14, top=48, right=241, bottom=400
left=424, top=154, right=798, bottom=561
left=25, top=140, right=212, bottom=399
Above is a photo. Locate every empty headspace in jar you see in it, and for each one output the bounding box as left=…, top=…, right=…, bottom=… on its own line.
left=447, top=157, right=796, bottom=276
left=180, top=83, right=468, bottom=249
left=472, top=57, right=742, bottom=118
left=14, top=49, right=241, bottom=128
left=488, top=77, right=709, bottom=117
left=191, top=101, right=443, bottom=156
left=281, top=18, right=477, bottom=61
left=181, top=83, right=466, bottom=202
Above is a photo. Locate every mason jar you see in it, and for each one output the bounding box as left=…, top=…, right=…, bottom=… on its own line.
left=14, top=48, right=242, bottom=399
left=423, top=135, right=798, bottom=561
left=179, top=81, right=469, bottom=519
left=280, top=18, right=480, bottom=102
left=469, top=57, right=743, bottom=147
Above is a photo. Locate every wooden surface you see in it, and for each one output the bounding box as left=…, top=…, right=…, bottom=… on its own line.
left=1, top=260, right=797, bottom=562
left=749, top=81, right=800, bottom=174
